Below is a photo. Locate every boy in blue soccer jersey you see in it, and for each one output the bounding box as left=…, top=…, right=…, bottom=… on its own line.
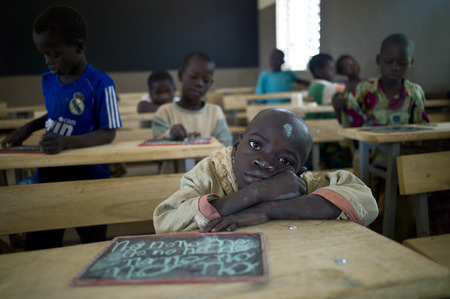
left=1, top=5, right=122, bottom=250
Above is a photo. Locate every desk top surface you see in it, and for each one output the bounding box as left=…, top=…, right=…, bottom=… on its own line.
left=338, top=122, right=450, bottom=143
left=0, top=137, right=223, bottom=170
left=0, top=220, right=448, bottom=299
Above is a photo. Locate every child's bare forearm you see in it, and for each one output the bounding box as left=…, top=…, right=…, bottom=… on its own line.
left=209, top=184, right=263, bottom=217
left=65, top=129, right=116, bottom=149
left=263, top=194, right=341, bottom=220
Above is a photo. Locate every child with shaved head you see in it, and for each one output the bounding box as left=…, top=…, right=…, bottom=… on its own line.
left=154, top=108, right=378, bottom=233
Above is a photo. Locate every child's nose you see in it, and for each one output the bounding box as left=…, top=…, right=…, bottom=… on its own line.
left=44, top=55, right=54, bottom=66
left=253, top=159, right=274, bottom=171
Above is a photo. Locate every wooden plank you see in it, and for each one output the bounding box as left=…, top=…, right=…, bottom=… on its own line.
left=305, top=119, right=345, bottom=143
left=0, top=138, right=224, bottom=170
left=223, top=92, right=304, bottom=110
left=396, top=151, right=450, bottom=195
left=403, top=234, right=450, bottom=268
left=0, top=173, right=183, bottom=234
left=245, top=103, right=334, bottom=123
left=425, top=99, right=450, bottom=108
left=428, top=113, right=450, bottom=123
left=1, top=220, right=449, bottom=298
left=338, top=122, right=450, bottom=143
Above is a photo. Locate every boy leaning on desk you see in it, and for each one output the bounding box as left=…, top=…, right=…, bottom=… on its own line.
left=154, top=108, right=378, bottom=233
left=1, top=5, right=122, bottom=250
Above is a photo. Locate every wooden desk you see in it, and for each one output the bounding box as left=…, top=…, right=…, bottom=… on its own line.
left=223, top=91, right=306, bottom=111
left=1, top=104, right=46, bottom=119
left=0, top=118, right=34, bottom=130
left=424, top=99, right=450, bottom=108
left=403, top=234, right=450, bottom=268
left=0, top=138, right=223, bottom=185
left=1, top=220, right=449, bottom=299
left=338, top=123, right=450, bottom=239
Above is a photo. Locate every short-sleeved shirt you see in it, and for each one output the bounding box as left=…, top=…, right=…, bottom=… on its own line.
left=255, top=70, right=298, bottom=104
left=152, top=102, right=233, bottom=147
left=36, top=64, right=122, bottom=182
left=342, top=77, right=429, bottom=127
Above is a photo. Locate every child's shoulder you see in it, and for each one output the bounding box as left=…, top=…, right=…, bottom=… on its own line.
left=84, top=64, right=114, bottom=82
left=403, top=79, right=424, bottom=97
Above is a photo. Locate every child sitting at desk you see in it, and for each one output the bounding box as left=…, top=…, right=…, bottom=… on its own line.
left=307, top=53, right=346, bottom=119
left=336, top=54, right=362, bottom=92
left=152, top=52, right=233, bottom=147
left=333, top=33, right=429, bottom=128
left=137, top=70, right=179, bottom=113
left=153, top=108, right=378, bottom=233
left=333, top=34, right=430, bottom=217
left=255, top=49, right=309, bottom=104
left=0, top=5, right=122, bottom=250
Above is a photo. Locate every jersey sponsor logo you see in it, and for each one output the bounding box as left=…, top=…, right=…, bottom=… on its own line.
left=69, top=92, right=85, bottom=115
left=46, top=116, right=76, bottom=136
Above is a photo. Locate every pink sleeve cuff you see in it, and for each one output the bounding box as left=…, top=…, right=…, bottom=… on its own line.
left=198, top=194, right=221, bottom=220
left=312, top=189, right=360, bottom=224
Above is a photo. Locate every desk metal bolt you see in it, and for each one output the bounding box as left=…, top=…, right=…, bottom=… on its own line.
left=426, top=173, right=430, bottom=178
left=288, top=225, right=298, bottom=230
left=334, top=259, right=347, bottom=264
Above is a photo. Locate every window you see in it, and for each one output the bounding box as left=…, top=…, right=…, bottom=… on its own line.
left=276, top=0, right=321, bottom=71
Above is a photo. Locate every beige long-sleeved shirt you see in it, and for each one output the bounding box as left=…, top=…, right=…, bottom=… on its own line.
left=154, top=147, right=378, bottom=233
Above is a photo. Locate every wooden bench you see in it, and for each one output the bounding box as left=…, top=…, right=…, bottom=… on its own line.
left=403, top=234, right=450, bottom=268
left=397, top=151, right=450, bottom=236
left=0, top=173, right=183, bottom=235
left=207, top=86, right=255, bottom=106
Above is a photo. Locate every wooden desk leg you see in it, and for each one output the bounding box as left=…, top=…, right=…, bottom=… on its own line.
left=5, top=169, right=17, bottom=186
left=359, top=141, right=370, bottom=185
left=382, top=142, right=401, bottom=239
left=312, top=144, right=320, bottom=170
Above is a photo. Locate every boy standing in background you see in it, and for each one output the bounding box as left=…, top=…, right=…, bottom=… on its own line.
left=1, top=5, right=122, bottom=250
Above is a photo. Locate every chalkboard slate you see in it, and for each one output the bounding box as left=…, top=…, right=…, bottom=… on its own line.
left=139, top=137, right=212, bottom=146
left=0, top=145, right=41, bottom=154
left=72, top=232, right=269, bottom=285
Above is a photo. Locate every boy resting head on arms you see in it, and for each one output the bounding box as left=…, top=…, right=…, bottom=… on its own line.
left=153, top=108, right=378, bottom=233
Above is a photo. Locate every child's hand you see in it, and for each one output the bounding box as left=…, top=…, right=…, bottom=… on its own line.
left=200, top=205, right=270, bottom=232
left=39, top=132, right=67, bottom=154
left=1, top=126, right=32, bottom=148
left=170, top=124, right=188, bottom=140
left=332, top=92, right=347, bottom=110
left=257, top=170, right=306, bottom=201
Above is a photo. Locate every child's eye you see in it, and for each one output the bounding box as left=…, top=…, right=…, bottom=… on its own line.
left=249, top=141, right=261, bottom=150
left=278, top=157, right=293, bottom=166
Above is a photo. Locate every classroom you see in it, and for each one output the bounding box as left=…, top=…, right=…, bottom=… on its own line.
left=1, top=1, right=449, bottom=298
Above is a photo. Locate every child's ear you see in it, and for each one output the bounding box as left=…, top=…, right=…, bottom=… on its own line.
left=296, top=166, right=307, bottom=177
left=232, top=132, right=243, bottom=153
left=74, top=39, right=85, bottom=53
left=376, top=54, right=381, bottom=66
left=177, top=69, right=183, bottom=82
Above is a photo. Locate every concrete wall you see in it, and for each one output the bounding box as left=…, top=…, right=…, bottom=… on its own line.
left=1, top=0, right=448, bottom=107
left=320, top=0, right=450, bottom=96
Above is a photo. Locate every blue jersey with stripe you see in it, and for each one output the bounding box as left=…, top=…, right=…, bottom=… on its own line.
left=42, top=64, right=122, bottom=136
left=35, top=64, right=122, bottom=183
